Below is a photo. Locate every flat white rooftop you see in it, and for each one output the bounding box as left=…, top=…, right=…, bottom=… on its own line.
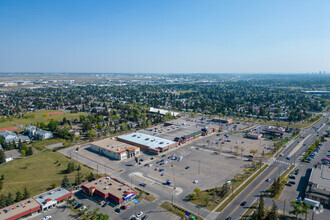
left=117, top=132, right=176, bottom=150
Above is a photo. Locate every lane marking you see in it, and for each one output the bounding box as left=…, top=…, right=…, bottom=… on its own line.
left=229, top=167, right=278, bottom=216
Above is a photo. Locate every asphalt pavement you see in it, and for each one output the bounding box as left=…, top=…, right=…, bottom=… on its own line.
left=214, top=114, right=329, bottom=220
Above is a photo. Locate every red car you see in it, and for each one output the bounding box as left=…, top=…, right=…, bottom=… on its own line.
left=121, top=205, right=127, bottom=210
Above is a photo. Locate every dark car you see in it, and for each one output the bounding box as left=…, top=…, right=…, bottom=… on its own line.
left=225, top=217, right=232, bottom=220
left=162, top=155, right=166, bottom=157
left=241, top=201, right=247, bottom=206
left=141, top=215, right=148, bottom=220
left=289, top=174, right=296, bottom=179
left=285, top=182, right=292, bottom=186
left=295, top=169, right=299, bottom=175
left=159, top=168, right=164, bottom=172
left=139, top=183, right=147, bottom=187
left=115, top=208, right=121, bottom=213
left=289, top=181, right=296, bottom=185
left=185, top=166, right=190, bottom=169
left=121, top=205, right=127, bottom=210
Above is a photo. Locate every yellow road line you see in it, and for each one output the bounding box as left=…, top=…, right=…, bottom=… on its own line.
left=229, top=167, right=278, bottom=216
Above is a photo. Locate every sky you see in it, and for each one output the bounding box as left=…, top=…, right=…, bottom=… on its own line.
left=0, top=0, right=329, bottom=73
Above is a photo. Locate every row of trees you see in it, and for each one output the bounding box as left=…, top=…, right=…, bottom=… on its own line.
left=251, top=194, right=311, bottom=220
left=0, top=187, right=30, bottom=208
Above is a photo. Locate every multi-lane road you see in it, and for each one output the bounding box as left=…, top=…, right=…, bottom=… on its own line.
left=214, top=114, right=329, bottom=220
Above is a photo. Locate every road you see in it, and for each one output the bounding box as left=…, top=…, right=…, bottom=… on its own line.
left=214, top=114, right=329, bottom=220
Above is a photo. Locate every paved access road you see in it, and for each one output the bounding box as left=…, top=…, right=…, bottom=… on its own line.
left=214, top=114, right=329, bottom=220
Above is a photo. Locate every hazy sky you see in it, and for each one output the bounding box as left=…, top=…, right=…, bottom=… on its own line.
left=0, top=0, right=329, bottom=73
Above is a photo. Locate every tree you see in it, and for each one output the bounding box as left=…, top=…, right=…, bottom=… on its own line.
left=0, top=194, right=7, bottom=208
left=87, top=172, right=95, bottom=181
left=266, top=200, right=278, bottom=220
left=256, top=194, right=265, bottom=219
left=62, top=175, right=72, bottom=189
left=188, top=193, right=196, bottom=200
left=234, top=146, right=239, bottom=158
left=97, top=213, right=109, bottom=220
left=77, top=164, right=81, bottom=171
left=204, top=196, right=210, bottom=206
left=0, top=150, right=5, bottom=164
left=193, top=188, right=201, bottom=198
left=6, top=192, right=14, bottom=206
left=48, top=119, right=58, bottom=132
left=27, top=146, right=33, bottom=156
left=289, top=201, right=310, bottom=219
left=23, top=187, right=30, bottom=199
left=270, top=177, right=281, bottom=197
left=87, top=129, right=96, bottom=140
left=15, top=191, right=22, bottom=202
left=75, top=172, right=82, bottom=185
left=21, top=149, right=26, bottom=157
left=66, top=161, right=75, bottom=173
left=250, top=149, right=258, bottom=158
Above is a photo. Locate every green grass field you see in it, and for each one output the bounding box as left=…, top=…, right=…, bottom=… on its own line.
left=31, top=138, right=64, bottom=151
left=0, top=151, right=94, bottom=196
left=0, top=110, right=85, bottom=130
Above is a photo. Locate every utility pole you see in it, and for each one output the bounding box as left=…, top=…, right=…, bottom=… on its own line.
left=97, top=162, right=98, bottom=175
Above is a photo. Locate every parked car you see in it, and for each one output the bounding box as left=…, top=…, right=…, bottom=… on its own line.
left=159, top=168, right=164, bottom=172
left=79, top=206, right=87, bottom=211
left=137, top=211, right=143, bottom=218
left=286, top=157, right=291, bottom=160
left=241, top=201, right=247, bottom=206
left=161, top=172, right=165, bottom=176
left=139, top=183, right=147, bottom=187
left=141, top=215, right=148, bottom=220
left=115, top=208, right=121, bottom=213
left=185, top=166, right=190, bottom=169
left=289, top=181, right=296, bottom=185
left=295, top=169, right=299, bottom=175
left=285, top=182, right=292, bottom=186
left=289, top=174, right=296, bottom=179
left=193, top=180, right=198, bottom=184
left=266, top=178, right=271, bottom=182
left=121, top=205, right=127, bottom=210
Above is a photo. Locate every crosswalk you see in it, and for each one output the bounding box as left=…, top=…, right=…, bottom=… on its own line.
left=274, top=160, right=292, bottom=165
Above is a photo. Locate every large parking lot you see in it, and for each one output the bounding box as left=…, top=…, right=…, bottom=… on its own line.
left=191, top=131, right=275, bottom=158
left=131, top=144, right=246, bottom=191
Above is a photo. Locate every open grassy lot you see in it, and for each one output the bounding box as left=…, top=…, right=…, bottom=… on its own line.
left=31, top=138, right=64, bottom=151
left=0, top=151, right=94, bottom=196
left=0, top=109, right=85, bottom=130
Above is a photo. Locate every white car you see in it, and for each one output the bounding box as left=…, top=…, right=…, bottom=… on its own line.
left=137, top=211, right=143, bottom=218
left=43, top=216, right=52, bottom=220
left=193, top=180, right=198, bottom=184
left=79, top=206, right=87, bottom=211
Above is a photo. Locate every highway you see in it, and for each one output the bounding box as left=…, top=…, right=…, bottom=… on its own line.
left=214, top=114, right=329, bottom=220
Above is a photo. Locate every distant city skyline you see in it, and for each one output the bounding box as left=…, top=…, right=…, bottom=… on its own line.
left=0, top=0, right=329, bottom=73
